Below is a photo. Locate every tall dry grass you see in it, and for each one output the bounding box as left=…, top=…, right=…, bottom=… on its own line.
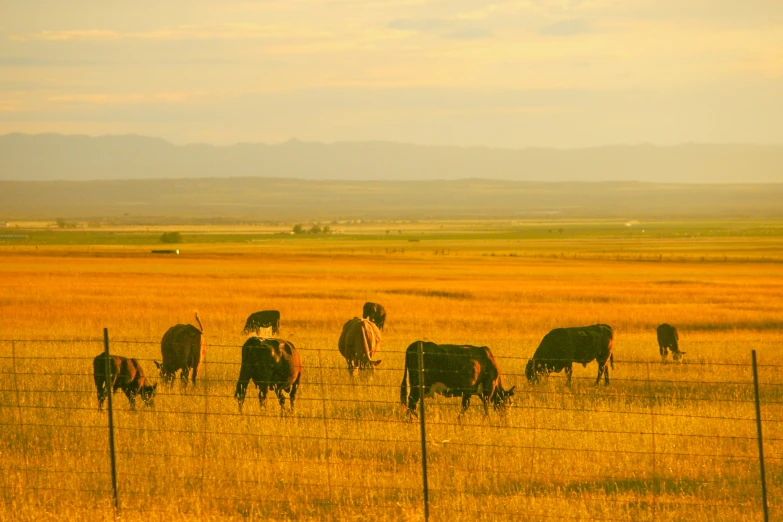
left=0, top=240, right=781, bottom=521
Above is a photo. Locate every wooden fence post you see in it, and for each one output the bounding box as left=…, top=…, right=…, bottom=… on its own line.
left=103, top=328, right=120, bottom=513
left=417, top=341, right=430, bottom=522
left=751, top=350, right=769, bottom=522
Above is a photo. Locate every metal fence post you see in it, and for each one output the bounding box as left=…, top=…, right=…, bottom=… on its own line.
left=646, top=362, right=657, bottom=521
left=417, top=341, right=430, bottom=522
left=103, top=328, right=120, bottom=513
left=200, top=350, right=208, bottom=503
left=317, top=350, right=333, bottom=505
left=11, top=341, right=30, bottom=495
left=751, top=350, right=769, bottom=522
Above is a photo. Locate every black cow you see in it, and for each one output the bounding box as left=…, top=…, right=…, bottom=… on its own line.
left=362, top=302, right=386, bottom=331
left=400, top=341, right=515, bottom=417
left=657, top=323, right=685, bottom=362
left=235, top=337, right=302, bottom=413
left=93, top=353, right=157, bottom=410
left=525, top=324, right=614, bottom=386
left=242, top=310, right=281, bottom=336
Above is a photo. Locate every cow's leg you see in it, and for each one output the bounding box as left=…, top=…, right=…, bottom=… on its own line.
left=274, top=385, right=287, bottom=415
left=96, top=381, right=106, bottom=411
left=479, top=393, right=491, bottom=417
left=258, top=385, right=269, bottom=409
left=595, top=362, right=607, bottom=386
left=234, top=370, right=252, bottom=413
left=289, top=373, right=301, bottom=413
left=122, top=388, right=137, bottom=410
left=565, top=364, right=573, bottom=387
left=660, top=344, right=668, bottom=362
left=604, top=361, right=610, bottom=385
left=407, top=383, right=421, bottom=416
left=460, top=393, right=472, bottom=415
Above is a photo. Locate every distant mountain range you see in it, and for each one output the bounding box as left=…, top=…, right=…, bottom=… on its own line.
left=1, top=133, right=782, bottom=183
left=2, top=178, right=782, bottom=221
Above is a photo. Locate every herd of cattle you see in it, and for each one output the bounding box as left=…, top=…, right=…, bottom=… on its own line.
left=92, top=304, right=686, bottom=416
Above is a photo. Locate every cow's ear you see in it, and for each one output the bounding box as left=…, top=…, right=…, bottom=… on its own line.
left=153, top=383, right=158, bottom=391
left=508, top=386, right=516, bottom=396
left=153, top=361, right=161, bottom=369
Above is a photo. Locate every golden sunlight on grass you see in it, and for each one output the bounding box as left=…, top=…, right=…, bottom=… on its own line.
left=1, top=237, right=781, bottom=521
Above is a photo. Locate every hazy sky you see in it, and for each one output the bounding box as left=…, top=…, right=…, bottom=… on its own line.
left=1, top=0, right=782, bottom=147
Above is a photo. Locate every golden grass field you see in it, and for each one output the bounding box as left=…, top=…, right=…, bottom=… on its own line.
left=1, top=223, right=782, bottom=521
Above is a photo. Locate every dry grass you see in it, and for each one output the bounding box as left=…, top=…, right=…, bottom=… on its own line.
left=1, top=232, right=782, bottom=521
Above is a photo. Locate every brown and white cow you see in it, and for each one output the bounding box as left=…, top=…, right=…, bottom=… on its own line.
left=235, top=337, right=302, bottom=413
left=525, top=324, right=614, bottom=386
left=338, top=317, right=382, bottom=375
left=93, top=353, right=157, bottom=410
left=399, top=341, right=514, bottom=417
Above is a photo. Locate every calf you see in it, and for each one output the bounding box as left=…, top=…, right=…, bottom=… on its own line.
left=93, top=353, right=157, bottom=410
left=657, top=323, right=685, bottom=362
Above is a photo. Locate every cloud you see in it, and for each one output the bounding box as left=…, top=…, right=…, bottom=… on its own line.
left=538, top=18, right=591, bottom=36
left=387, top=18, right=493, bottom=39
left=11, top=24, right=335, bottom=42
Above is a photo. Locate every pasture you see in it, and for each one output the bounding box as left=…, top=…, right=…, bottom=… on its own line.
left=1, top=220, right=782, bottom=521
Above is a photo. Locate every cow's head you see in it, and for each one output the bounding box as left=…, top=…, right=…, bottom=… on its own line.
left=140, top=383, right=157, bottom=407
left=672, top=351, right=686, bottom=362
left=492, top=385, right=515, bottom=411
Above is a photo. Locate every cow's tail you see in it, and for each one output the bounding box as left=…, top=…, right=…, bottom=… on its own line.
left=362, top=322, right=381, bottom=365
left=194, top=311, right=204, bottom=333
left=400, top=348, right=410, bottom=407
left=610, top=352, right=614, bottom=370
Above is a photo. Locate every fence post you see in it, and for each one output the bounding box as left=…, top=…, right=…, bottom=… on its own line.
left=103, top=328, right=120, bottom=513
left=200, top=350, right=208, bottom=504
left=646, top=362, right=657, bottom=521
left=11, top=341, right=30, bottom=495
left=317, top=350, right=333, bottom=506
left=417, top=341, right=430, bottom=522
left=751, top=350, right=769, bottom=522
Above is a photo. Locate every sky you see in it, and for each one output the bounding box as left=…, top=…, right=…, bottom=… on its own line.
left=0, top=0, right=782, bottom=148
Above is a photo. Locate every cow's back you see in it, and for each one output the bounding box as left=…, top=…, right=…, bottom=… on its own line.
left=418, top=343, right=491, bottom=389
left=162, top=324, right=204, bottom=367
left=570, top=324, right=613, bottom=365
left=339, top=317, right=381, bottom=362
left=242, top=337, right=302, bottom=384
left=657, top=323, right=677, bottom=344
left=93, top=354, right=144, bottom=388
left=532, top=328, right=574, bottom=362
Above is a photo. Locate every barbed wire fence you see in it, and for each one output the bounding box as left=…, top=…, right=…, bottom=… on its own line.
left=0, top=333, right=779, bottom=521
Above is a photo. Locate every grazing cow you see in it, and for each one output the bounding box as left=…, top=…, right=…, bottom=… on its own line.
left=400, top=341, right=515, bottom=417
left=242, top=310, right=281, bottom=336
left=362, top=302, right=387, bottom=331
left=525, top=324, right=614, bottom=386
left=235, top=337, right=302, bottom=413
left=338, top=317, right=382, bottom=375
left=93, top=353, right=157, bottom=410
left=657, top=323, right=685, bottom=362
left=155, top=312, right=205, bottom=386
